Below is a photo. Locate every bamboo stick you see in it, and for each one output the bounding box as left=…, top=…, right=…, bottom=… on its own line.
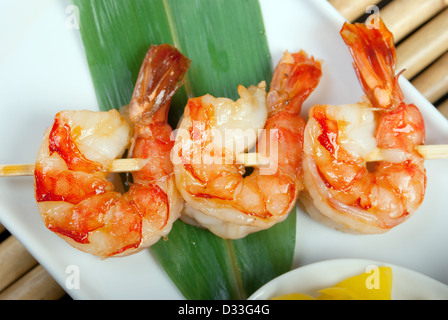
left=396, top=8, right=448, bottom=79
left=365, top=145, right=448, bottom=162
left=0, top=158, right=146, bottom=177
left=0, top=265, right=66, bottom=300
left=329, top=0, right=381, bottom=22
left=2, top=144, right=448, bottom=178
left=0, top=236, right=38, bottom=292
left=0, top=153, right=272, bottom=177
left=412, top=52, right=448, bottom=103
left=416, top=145, right=448, bottom=159
left=380, top=0, right=448, bottom=42
left=0, top=164, right=35, bottom=177
left=235, top=153, right=270, bottom=167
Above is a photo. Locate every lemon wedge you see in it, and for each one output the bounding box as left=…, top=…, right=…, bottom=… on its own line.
left=272, top=266, right=393, bottom=300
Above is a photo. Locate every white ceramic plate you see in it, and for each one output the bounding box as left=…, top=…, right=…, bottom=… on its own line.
left=248, top=259, right=448, bottom=300
left=1, top=0, right=448, bottom=300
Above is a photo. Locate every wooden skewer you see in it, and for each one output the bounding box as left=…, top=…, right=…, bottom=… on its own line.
left=0, top=164, right=36, bottom=177
left=0, top=153, right=271, bottom=177
left=1, top=146, right=447, bottom=178
left=240, top=147, right=448, bottom=164
left=365, top=145, right=448, bottom=162
left=240, top=146, right=448, bottom=164
left=235, top=153, right=270, bottom=167
left=0, top=158, right=147, bottom=177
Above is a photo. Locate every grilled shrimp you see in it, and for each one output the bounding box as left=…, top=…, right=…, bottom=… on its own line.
left=172, top=51, right=322, bottom=239
left=34, top=44, right=190, bottom=257
left=301, top=17, right=426, bottom=234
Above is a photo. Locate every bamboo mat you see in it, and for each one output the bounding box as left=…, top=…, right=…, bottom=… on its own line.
left=0, top=0, right=447, bottom=300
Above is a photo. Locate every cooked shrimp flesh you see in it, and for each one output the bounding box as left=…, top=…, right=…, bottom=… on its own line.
left=34, top=44, right=190, bottom=257
left=172, top=50, right=322, bottom=239
left=301, top=17, right=426, bottom=234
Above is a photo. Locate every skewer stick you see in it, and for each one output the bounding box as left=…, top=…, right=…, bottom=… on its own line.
left=239, top=146, right=448, bottom=164
left=365, top=145, right=448, bottom=162
left=0, top=158, right=147, bottom=177
left=0, top=154, right=270, bottom=177
left=0, top=164, right=35, bottom=177
left=1, top=145, right=447, bottom=177
left=237, top=146, right=448, bottom=165
left=235, top=153, right=270, bottom=167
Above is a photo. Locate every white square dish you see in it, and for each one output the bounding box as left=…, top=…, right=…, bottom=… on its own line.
left=0, top=0, right=447, bottom=299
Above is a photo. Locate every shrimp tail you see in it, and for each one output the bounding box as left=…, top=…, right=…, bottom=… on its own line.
left=129, top=44, right=191, bottom=124
left=340, top=15, right=403, bottom=110
left=267, top=50, right=322, bottom=116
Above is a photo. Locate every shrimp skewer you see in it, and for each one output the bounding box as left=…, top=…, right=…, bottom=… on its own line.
left=34, top=44, right=190, bottom=257
left=302, top=17, right=426, bottom=234
left=172, top=50, right=322, bottom=239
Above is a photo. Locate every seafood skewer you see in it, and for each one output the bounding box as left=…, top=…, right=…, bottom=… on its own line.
left=33, top=44, right=190, bottom=257
left=302, top=17, right=427, bottom=234
left=2, top=144, right=447, bottom=177
left=0, top=21, right=445, bottom=244
left=172, top=50, right=322, bottom=239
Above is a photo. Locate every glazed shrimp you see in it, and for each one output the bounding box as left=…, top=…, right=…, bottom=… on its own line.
left=172, top=51, right=322, bottom=239
left=301, top=18, right=426, bottom=234
left=34, top=44, right=190, bottom=257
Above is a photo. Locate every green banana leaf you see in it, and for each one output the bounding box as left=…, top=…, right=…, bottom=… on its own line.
left=72, top=0, right=296, bottom=300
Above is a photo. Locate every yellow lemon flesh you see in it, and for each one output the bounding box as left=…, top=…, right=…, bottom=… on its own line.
left=272, top=266, right=393, bottom=300
left=272, top=293, right=316, bottom=300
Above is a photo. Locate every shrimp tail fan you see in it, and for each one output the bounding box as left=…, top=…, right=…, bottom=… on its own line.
left=340, top=15, right=403, bottom=110
left=267, top=50, right=322, bottom=116
left=129, top=44, right=191, bottom=124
